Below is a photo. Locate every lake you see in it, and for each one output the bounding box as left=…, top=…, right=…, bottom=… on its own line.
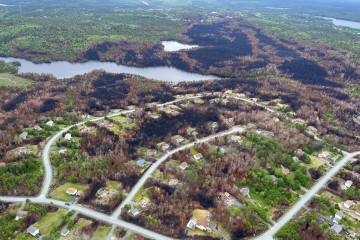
left=162, top=41, right=199, bottom=52
left=0, top=57, right=219, bottom=83
left=322, top=17, right=360, bottom=30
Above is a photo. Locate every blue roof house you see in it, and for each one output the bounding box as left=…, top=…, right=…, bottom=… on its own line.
left=137, top=159, right=146, bottom=167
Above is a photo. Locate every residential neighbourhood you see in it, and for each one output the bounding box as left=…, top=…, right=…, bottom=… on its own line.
left=1, top=91, right=360, bottom=240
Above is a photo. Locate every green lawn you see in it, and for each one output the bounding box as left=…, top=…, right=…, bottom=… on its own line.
left=309, top=156, right=325, bottom=168
left=107, top=181, right=118, bottom=190
left=134, top=188, right=150, bottom=202
left=0, top=73, right=33, bottom=88
left=33, top=208, right=67, bottom=235
left=50, top=183, right=88, bottom=201
left=92, top=226, right=111, bottom=239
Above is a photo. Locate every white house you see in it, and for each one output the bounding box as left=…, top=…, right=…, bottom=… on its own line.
left=27, top=226, right=40, bottom=237
left=180, top=162, right=188, bottom=170
left=344, top=200, right=355, bottom=209
left=193, top=153, right=203, bottom=161
left=345, top=180, right=353, bottom=188
left=64, top=133, right=72, bottom=141
left=20, top=132, right=28, bottom=140
left=46, top=120, right=54, bottom=127
left=333, top=211, right=345, bottom=224
left=58, top=147, right=67, bottom=154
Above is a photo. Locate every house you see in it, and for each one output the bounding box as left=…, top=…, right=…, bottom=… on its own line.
left=34, top=125, right=42, bottom=131
left=173, top=136, right=185, bottom=146
left=137, top=159, right=147, bottom=167
left=297, top=149, right=304, bottom=155
left=180, top=162, right=188, bottom=170
left=60, top=228, right=70, bottom=237
left=308, top=126, right=317, bottom=132
left=56, top=117, right=63, bottom=121
left=130, top=208, right=139, bottom=216
left=66, top=188, right=77, bottom=196
left=138, top=198, right=151, bottom=209
left=20, top=132, right=28, bottom=140
left=82, top=113, right=91, bottom=119
left=27, top=226, right=40, bottom=237
left=240, top=187, right=250, bottom=198
left=355, top=210, right=360, bottom=216
left=76, top=190, right=84, bottom=196
left=225, top=118, right=234, bottom=125
left=251, top=98, right=258, bottom=102
left=271, top=175, right=278, bottom=184
left=237, top=93, right=246, bottom=98
left=64, top=133, right=72, bottom=141
left=230, top=135, right=242, bottom=143
left=146, top=149, right=157, bottom=157
left=282, top=168, right=290, bottom=175
left=169, top=179, right=179, bottom=186
left=58, top=147, right=67, bottom=154
left=293, top=156, right=299, bottom=162
left=196, top=218, right=211, bottom=231
left=340, top=182, right=348, bottom=190
left=225, top=89, right=232, bottom=94
left=294, top=118, right=306, bottom=124
left=344, top=200, right=355, bottom=209
left=157, top=142, right=170, bottom=152
left=208, top=122, right=219, bottom=131
left=46, top=120, right=54, bottom=126
left=315, top=218, right=324, bottom=225
left=122, top=118, right=133, bottom=124
left=193, top=153, right=203, bottom=161
left=14, top=147, right=30, bottom=156
left=330, top=224, right=343, bottom=235
left=333, top=211, right=345, bottom=224
left=186, top=219, right=197, bottom=230
left=345, top=180, right=353, bottom=188
left=15, top=210, right=28, bottom=220
left=318, top=151, right=330, bottom=159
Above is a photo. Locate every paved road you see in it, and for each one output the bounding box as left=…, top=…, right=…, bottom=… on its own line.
left=2, top=95, right=202, bottom=240
left=254, top=151, right=360, bottom=240
left=112, top=126, right=245, bottom=219
left=0, top=196, right=175, bottom=240
left=40, top=95, right=202, bottom=198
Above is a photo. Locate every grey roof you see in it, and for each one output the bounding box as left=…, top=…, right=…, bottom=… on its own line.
left=131, top=208, right=139, bottom=215
left=16, top=210, right=28, bottom=217
left=61, top=228, right=69, bottom=236
left=331, top=224, right=342, bottom=234
left=27, top=226, right=39, bottom=234
left=316, top=218, right=324, bottom=225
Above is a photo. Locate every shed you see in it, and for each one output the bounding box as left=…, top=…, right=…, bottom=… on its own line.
left=61, top=228, right=70, bottom=237
left=137, top=159, right=146, bottom=167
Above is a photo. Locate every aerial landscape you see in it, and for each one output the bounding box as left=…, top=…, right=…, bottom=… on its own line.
left=0, top=0, right=359, bottom=239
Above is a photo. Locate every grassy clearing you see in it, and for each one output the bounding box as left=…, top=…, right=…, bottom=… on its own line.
left=33, top=208, right=67, bottom=235
left=0, top=73, right=33, bottom=88
left=134, top=188, right=150, bottom=202
left=92, top=226, right=111, bottom=239
left=107, top=181, right=118, bottom=190
left=192, top=209, right=211, bottom=221
left=50, top=183, right=88, bottom=201
left=309, top=156, right=325, bottom=168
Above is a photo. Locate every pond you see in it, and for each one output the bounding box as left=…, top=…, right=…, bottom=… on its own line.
left=0, top=57, right=219, bottom=83
left=162, top=41, right=199, bottom=52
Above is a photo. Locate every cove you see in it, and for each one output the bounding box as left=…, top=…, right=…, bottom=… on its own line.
left=0, top=57, right=219, bottom=83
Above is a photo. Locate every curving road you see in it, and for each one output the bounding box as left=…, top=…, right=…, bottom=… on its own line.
left=1, top=95, right=202, bottom=240
left=112, top=126, right=245, bottom=219
left=254, top=151, right=360, bottom=240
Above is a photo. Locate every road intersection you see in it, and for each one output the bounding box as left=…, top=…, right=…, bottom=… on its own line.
left=1, top=93, right=359, bottom=240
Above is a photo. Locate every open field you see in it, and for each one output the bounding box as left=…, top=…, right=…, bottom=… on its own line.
left=0, top=73, right=32, bottom=88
